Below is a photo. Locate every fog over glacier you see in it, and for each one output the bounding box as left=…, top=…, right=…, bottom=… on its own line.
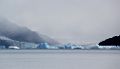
left=0, top=0, right=120, bottom=44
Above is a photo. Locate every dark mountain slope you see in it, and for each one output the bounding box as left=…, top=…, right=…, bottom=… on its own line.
left=99, top=35, right=120, bottom=46
left=0, top=18, right=59, bottom=45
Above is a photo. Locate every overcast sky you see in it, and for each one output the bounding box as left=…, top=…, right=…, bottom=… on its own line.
left=0, top=0, right=120, bottom=44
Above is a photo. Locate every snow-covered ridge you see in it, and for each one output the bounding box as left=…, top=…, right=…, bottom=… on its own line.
left=0, top=36, right=13, bottom=41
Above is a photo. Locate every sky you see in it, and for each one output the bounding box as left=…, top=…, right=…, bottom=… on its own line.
left=0, top=0, right=120, bottom=44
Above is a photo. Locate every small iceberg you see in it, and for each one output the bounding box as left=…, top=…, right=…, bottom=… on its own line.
left=9, top=46, right=20, bottom=49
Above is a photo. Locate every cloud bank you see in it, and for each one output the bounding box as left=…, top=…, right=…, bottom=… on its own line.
left=0, top=0, right=120, bottom=44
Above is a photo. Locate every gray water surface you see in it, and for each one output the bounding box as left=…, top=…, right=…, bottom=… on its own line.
left=0, top=50, right=120, bottom=69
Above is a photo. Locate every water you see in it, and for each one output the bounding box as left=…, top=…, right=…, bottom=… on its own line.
left=0, top=50, right=120, bottom=69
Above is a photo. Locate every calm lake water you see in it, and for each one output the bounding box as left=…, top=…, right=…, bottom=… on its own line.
left=0, top=50, right=120, bottom=69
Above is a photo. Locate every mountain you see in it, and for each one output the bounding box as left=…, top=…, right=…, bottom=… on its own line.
left=99, top=35, right=120, bottom=46
left=0, top=18, right=59, bottom=45
left=0, top=36, right=21, bottom=48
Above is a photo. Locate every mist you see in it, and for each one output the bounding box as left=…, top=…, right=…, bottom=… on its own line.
left=0, top=0, right=120, bottom=44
